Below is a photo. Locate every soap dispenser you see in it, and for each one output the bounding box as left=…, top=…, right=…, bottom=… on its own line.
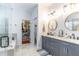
left=58, top=29, right=64, bottom=37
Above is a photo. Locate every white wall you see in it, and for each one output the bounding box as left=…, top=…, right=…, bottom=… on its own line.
left=9, top=4, right=38, bottom=46
left=11, top=4, right=38, bottom=45
left=0, top=4, right=12, bottom=45
left=51, top=4, right=79, bottom=37
left=0, top=4, right=34, bottom=45
left=30, top=5, right=38, bottom=45
left=0, top=5, right=10, bottom=34
left=37, top=4, right=47, bottom=49
left=11, top=5, right=32, bottom=45
left=37, top=4, right=79, bottom=49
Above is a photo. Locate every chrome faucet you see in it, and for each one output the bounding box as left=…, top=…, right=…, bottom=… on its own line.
left=71, top=34, right=75, bottom=39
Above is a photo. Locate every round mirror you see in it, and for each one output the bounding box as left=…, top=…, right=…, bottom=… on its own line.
left=65, top=12, right=79, bottom=31
left=48, top=20, right=57, bottom=32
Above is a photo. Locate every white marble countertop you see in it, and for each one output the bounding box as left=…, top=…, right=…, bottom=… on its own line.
left=0, top=40, right=16, bottom=51
left=42, top=34, right=79, bottom=45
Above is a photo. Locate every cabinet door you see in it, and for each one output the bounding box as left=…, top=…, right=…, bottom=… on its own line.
left=59, top=45, right=68, bottom=56
left=48, top=40, right=60, bottom=56
left=42, top=36, right=53, bottom=55
left=59, top=41, right=69, bottom=56
left=51, top=44, right=60, bottom=56
left=42, top=36, right=60, bottom=56
left=67, top=44, right=79, bottom=56
left=42, top=36, right=49, bottom=49
left=42, top=36, right=46, bottom=49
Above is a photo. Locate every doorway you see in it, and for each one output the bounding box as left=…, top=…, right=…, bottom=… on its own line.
left=22, top=20, right=30, bottom=44
left=34, top=17, right=38, bottom=46
left=34, top=24, right=37, bottom=45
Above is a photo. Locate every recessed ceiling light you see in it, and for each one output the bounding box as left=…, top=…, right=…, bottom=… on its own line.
left=63, top=5, right=67, bottom=8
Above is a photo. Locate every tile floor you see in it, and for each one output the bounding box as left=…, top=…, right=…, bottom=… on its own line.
left=14, top=44, right=40, bottom=56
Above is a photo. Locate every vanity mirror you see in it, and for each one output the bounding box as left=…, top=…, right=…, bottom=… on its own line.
left=48, top=20, right=57, bottom=33
left=65, top=12, right=79, bottom=31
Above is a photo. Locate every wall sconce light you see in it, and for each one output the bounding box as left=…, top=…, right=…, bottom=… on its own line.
left=63, top=4, right=68, bottom=13
left=50, top=11, right=56, bottom=15
left=63, top=4, right=67, bottom=8
left=42, top=12, right=49, bottom=23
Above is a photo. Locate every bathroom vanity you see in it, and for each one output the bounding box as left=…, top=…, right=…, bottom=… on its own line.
left=42, top=34, right=79, bottom=56
left=41, top=11, right=79, bottom=56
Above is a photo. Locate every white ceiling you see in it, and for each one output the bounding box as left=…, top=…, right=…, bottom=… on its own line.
left=0, top=3, right=37, bottom=12
left=13, top=3, right=37, bottom=11
left=39, top=3, right=65, bottom=13
left=49, top=3, right=64, bottom=9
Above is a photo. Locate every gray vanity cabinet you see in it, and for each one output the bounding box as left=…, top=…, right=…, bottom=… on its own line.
left=42, top=36, right=64, bottom=56
left=59, top=43, right=68, bottom=56
left=42, top=36, right=67, bottom=56
left=59, top=40, right=79, bottom=56
left=42, top=36, right=60, bottom=55
left=67, top=44, right=79, bottom=56
left=42, top=36, right=68, bottom=56
left=42, top=36, right=79, bottom=56
left=60, top=41, right=79, bottom=56
left=48, top=40, right=60, bottom=56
